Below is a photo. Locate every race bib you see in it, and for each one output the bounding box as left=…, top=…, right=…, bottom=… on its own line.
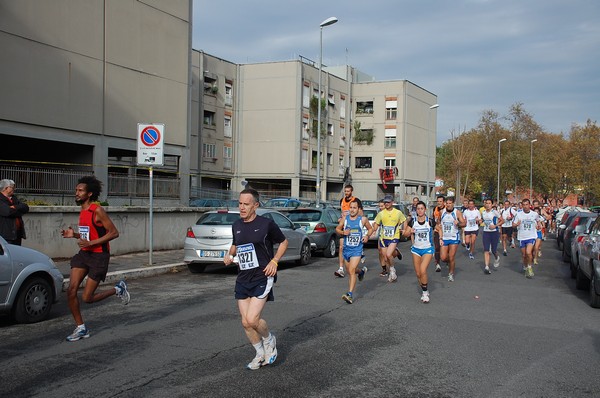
left=237, top=243, right=259, bottom=270
left=523, top=220, right=534, bottom=231
left=346, top=233, right=361, bottom=247
left=78, top=226, right=90, bottom=241
left=468, top=219, right=477, bottom=227
left=416, top=230, right=429, bottom=243
left=382, top=226, right=395, bottom=238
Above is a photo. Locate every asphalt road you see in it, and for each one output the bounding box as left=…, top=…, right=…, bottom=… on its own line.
left=1, top=238, right=599, bottom=397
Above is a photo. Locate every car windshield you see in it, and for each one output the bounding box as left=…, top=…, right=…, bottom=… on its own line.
left=287, top=211, right=321, bottom=222
left=196, top=212, right=240, bottom=225
left=265, top=199, right=288, bottom=207
left=363, top=209, right=379, bottom=220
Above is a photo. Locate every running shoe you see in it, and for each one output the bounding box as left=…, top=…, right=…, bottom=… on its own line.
left=435, top=263, right=442, bottom=272
left=511, top=241, right=515, bottom=248
left=525, top=266, right=534, bottom=279
left=379, top=270, right=388, bottom=277
left=448, top=273, right=455, bottom=282
left=494, top=256, right=500, bottom=268
left=522, top=265, right=527, bottom=272
left=263, top=335, right=277, bottom=365
left=503, top=250, right=507, bottom=256
left=246, top=355, right=265, bottom=370
left=533, top=258, right=538, bottom=265
left=465, top=244, right=470, bottom=251
left=115, top=280, right=130, bottom=305
left=393, top=248, right=403, bottom=261
left=469, top=253, right=474, bottom=260
left=358, top=266, right=368, bottom=281
left=421, top=291, right=430, bottom=303
left=360, top=254, right=366, bottom=264
left=388, top=267, right=397, bottom=282
left=538, top=250, right=542, bottom=257
left=66, top=325, right=90, bottom=342
left=484, top=266, right=491, bottom=275
left=342, top=292, right=353, bottom=304
left=334, top=268, right=345, bottom=278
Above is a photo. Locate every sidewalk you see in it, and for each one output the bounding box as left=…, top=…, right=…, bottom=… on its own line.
left=54, top=249, right=186, bottom=291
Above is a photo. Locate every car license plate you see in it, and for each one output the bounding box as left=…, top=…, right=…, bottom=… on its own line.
left=199, top=250, right=226, bottom=258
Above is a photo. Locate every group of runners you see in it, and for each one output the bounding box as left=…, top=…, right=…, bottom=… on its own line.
left=334, top=185, right=552, bottom=306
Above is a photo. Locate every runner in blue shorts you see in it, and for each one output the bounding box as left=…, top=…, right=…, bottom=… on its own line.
left=439, top=197, right=466, bottom=281
left=224, top=188, right=288, bottom=370
left=512, top=198, right=542, bottom=279
left=403, top=201, right=436, bottom=303
left=481, top=198, right=503, bottom=274
left=336, top=200, right=373, bottom=304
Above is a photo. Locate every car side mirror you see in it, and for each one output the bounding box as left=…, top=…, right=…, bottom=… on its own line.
left=559, top=224, right=566, bottom=230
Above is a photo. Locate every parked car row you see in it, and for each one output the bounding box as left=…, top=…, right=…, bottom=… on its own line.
left=559, top=207, right=600, bottom=308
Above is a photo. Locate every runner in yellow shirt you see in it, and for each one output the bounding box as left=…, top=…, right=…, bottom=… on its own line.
left=372, top=195, right=407, bottom=282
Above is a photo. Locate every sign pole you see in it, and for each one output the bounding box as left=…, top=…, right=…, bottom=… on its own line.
left=149, top=166, right=153, bottom=266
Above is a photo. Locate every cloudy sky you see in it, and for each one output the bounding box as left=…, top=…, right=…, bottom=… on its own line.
left=192, top=0, right=599, bottom=144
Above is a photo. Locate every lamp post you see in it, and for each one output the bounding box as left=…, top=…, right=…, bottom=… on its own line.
left=530, top=138, right=537, bottom=199
left=497, top=138, right=507, bottom=205
left=427, top=104, right=439, bottom=201
left=316, top=16, right=338, bottom=206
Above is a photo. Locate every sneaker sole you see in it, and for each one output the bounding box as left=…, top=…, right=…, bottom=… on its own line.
left=66, top=333, right=90, bottom=342
left=342, top=295, right=353, bottom=304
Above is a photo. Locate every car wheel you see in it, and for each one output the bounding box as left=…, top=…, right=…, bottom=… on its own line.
left=296, top=240, right=311, bottom=266
left=188, top=263, right=207, bottom=274
left=13, top=277, right=53, bottom=324
left=323, top=236, right=337, bottom=258
left=590, top=273, right=600, bottom=308
left=575, top=264, right=589, bottom=290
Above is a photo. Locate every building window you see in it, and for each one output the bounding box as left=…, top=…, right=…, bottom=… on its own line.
left=328, top=93, right=335, bottom=106
left=224, top=116, right=232, bottom=138
left=225, top=82, right=233, bottom=106
left=203, top=111, right=215, bottom=126
left=327, top=153, right=333, bottom=166
left=355, top=157, right=372, bottom=169
left=312, top=150, right=318, bottom=169
left=385, top=100, right=397, bottom=120
left=204, top=74, right=218, bottom=95
left=384, top=157, right=396, bottom=168
left=327, top=123, right=334, bottom=136
left=302, top=148, right=309, bottom=171
left=203, top=143, right=216, bottom=159
left=384, top=128, right=396, bottom=148
left=302, top=117, right=310, bottom=140
left=223, top=146, right=232, bottom=169
left=339, top=155, right=345, bottom=176
left=356, top=101, right=373, bottom=115
left=340, top=97, right=346, bottom=119
left=303, top=83, right=310, bottom=108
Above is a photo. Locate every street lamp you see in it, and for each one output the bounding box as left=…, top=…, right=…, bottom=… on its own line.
left=427, top=104, right=439, bottom=201
left=316, top=16, right=338, bottom=206
left=530, top=139, right=537, bottom=199
left=497, top=138, right=507, bottom=205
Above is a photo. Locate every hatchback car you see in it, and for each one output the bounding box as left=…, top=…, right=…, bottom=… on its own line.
left=184, top=209, right=311, bottom=273
left=576, top=216, right=600, bottom=308
left=285, top=208, right=341, bottom=257
left=0, top=236, right=64, bottom=323
left=264, top=198, right=302, bottom=208
left=561, top=212, right=596, bottom=262
left=569, top=216, right=597, bottom=278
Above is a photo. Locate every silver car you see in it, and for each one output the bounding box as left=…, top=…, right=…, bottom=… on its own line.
left=184, top=209, right=312, bottom=273
left=0, top=236, right=64, bottom=323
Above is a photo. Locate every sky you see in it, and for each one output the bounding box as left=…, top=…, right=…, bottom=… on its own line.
left=192, top=0, right=600, bottom=145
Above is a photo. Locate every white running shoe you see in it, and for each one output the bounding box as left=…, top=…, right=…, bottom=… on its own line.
left=246, top=355, right=265, bottom=370
left=448, top=273, right=455, bottom=282
left=334, top=268, right=345, bottom=278
left=263, top=334, right=277, bottom=366
left=435, top=263, right=442, bottom=272
left=484, top=266, right=491, bottom=274
left=421, top=291, right=430, bottom=303
left=388, top=267, right=397, bottom=282
left=493, top=256, right=500, bottom=268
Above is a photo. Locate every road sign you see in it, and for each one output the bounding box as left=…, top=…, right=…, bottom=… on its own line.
left=137, top=123, right=164, bottom=166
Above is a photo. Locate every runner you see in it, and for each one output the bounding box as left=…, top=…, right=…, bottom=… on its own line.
left=335, top=185, right=362, bottom=278
left=512, top=198, right=542, bottom=278
left=375, top=199, right=387, bottom=276
left=500, top=200, right=516, bottom=256
left=372, top=195, right=407, bottom=283
left=409, top=196, right=419, bottom=220
left=61, top=176, right=128, bottom=342
left=532, top=199, right=544, bottom=264
left=403, top=200, right=436, bottom=303
left=223, top=188, right=288, bottom=370
left=481, top=198, right=503, bottom=274
left=460, top=198, right=469, bottom=246
left=439, top=196, right=466, bottom=281
left=432, top=195, right=445, bottom=272
left=335, top=200, right=373, bottom=304
left=463, top=199, right=481, bottom=259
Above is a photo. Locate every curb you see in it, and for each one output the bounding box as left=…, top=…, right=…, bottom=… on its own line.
left=61, top=262, right=187, bottom=291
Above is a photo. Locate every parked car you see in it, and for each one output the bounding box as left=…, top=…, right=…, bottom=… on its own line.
left=189, top=198, right=224, bottom=208
left=222, top=199, right=239, bottom=208
left=362, top=207, right=381, bottom=245
left=184, top=209, right=311, bottom=273
left=306, top=201, right=337, bottom=209
left=557, top=207, right=584, bottom=250
left=285, top=208, right=341, bottom=257
left=562, top=212, right=596, bottom=262
left=570, top=216, right=597, bottom=278
left=576, top=216, right=600, bottom=308
left=0, top=236, right=64, bottom=323
left=264, top=198, right=302, bottom=208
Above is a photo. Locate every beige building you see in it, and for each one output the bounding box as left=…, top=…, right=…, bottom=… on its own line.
left=0, top=0, right=437, bottom=205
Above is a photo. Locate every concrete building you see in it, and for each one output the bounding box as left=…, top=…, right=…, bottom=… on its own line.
left=0, top=1, right=437, bottom=206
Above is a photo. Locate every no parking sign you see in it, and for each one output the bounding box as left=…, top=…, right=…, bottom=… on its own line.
left=137, top=123, right=164, bottom=166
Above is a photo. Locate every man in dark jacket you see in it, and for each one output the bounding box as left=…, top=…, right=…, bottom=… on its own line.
left=0, top=179, right=29, bottom=245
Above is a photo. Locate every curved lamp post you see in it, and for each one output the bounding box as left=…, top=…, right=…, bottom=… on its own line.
left=530, top=139, right=537, bottom=199
left=497, top=138, right=507, bottom=204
